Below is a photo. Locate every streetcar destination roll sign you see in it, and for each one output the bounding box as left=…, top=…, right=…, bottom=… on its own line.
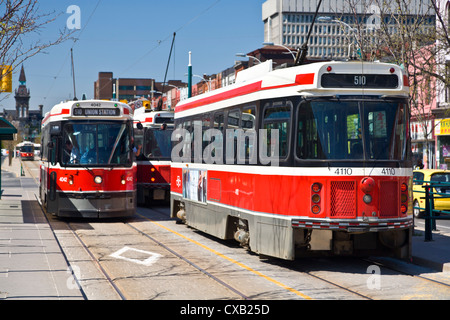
left=321, top=74, right=398, bottom=89
left=73, top=108, right=120, bottom=116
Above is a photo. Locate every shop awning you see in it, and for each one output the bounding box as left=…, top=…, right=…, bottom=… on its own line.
left=0, top=117, right=17, bottom=140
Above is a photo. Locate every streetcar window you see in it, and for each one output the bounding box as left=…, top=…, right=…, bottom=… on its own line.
left=155, top=116, right=174, bottom=124
left=296, top=99, right=408, bottom=161
left=50, top=137, right=58, bottom=166
left=224, top=107, right=257, bottom=164
left=213, top=113, right=224, bottom=132
left=62, top=121, right=132, bottom=166
left=262, top=101, right=291, bottom=159
left=192, top=119, right=202, bottom=162
left=227, top=109, right=240, bottom=129
left=143, top=127, right=173, bottom=160
left=242, top=107, right=256, bottom=162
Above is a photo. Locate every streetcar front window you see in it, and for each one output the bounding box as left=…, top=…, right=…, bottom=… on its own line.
left=21, top=146, right=33, bottom=152
left=296, top=99, right=408, bottom=161
left=62, top=121, right=132, bottom=166
left=143, top=128, right=173, bottom=160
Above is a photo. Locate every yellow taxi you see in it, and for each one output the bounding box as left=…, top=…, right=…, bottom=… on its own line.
left=413, top=169, right=450, bottom=218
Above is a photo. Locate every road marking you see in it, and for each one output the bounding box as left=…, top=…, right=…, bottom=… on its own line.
left=137, top=213, right=313, bottom=300
left=0, top=269, right=8, bottom=278
left=110, top=246, right=162, bottom=266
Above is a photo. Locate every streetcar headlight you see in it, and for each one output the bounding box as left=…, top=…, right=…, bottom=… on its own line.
left=360, top=177, right=375, bottom=193
left=69, top=175, right=74, bottom=185
left=94, top=176, right=102, bottom=184
left=121, top=175, right=126, bottom=185
left=363, top=194, right=372, bottom=204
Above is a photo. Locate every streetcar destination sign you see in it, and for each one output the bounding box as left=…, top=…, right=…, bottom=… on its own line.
left=73, top=108, right=120, bottom=116
left=321, top=74, right=398, bottom=89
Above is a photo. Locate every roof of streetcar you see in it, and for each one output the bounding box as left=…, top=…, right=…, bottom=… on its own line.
left=42, top=99, right=133, bottom=126
left=175, top=60, right=409, bottom=116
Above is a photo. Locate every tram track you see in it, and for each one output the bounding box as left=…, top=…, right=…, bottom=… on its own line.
left=39, top=204, right=251, bottom=299
left=141, top=206, right=450, bottom=299
left=23, top=160, right=450, bottom=300
left=125, top=222, right=250, bottom=300
left=25, top=160, right=251, bottom=300
left=136, top=207, right=375, bottom=300
left=66, top=222, right=128, bottom=300
left=35, top=193, right=127, bottom=300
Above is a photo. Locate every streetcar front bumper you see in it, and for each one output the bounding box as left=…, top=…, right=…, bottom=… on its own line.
left=56, top=191, right=136, bottom=218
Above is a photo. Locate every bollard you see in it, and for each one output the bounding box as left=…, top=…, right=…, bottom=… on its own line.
left=20, top=162, right=25, bottom=176
left=424, top=185, right=433, bottom=241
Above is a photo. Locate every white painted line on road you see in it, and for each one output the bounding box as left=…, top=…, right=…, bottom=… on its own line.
left=110, top=246, right=162, bottom=266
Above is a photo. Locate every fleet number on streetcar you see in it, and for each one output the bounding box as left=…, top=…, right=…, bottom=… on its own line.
left=334, top=168, right=396, bottom=175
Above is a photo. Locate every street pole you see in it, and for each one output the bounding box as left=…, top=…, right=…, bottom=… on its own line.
left=188, top=51, right=192, bottom=98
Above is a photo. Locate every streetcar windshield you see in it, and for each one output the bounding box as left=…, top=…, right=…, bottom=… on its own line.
left=296, top=98, right=409, bottom=161
left=21, top=145, right=33, bottom=152
left=62, top=121, right=132, bottom=166
left=142, top=127, right=173, bottom=160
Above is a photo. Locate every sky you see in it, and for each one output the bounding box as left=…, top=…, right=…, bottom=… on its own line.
left=1, top=0, right=265, bottom=115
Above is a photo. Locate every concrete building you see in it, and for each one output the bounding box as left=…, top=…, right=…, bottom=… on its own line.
left=262, top=0, right=435, bottom=59
left=94, top=72, right=187, bottom=103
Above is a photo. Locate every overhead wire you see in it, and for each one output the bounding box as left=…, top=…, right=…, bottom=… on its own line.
left=43, top=0, right=102, bottom=102
left=43, top=0, right=222, bottom=101
left=121, top=0, right=221, bottom=75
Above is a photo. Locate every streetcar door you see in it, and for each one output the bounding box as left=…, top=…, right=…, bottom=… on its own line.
left=46, top=132, right=59, bottom=214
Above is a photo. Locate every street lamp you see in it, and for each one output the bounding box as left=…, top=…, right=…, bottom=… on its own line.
left=262, top=42, right=297, bottom=60
left=317, top=16, right=360, bottom=58
left=184, top=73, right=211, bottom=91
left=236, top=53, right=262, bottom=64
left=162, top=82, right=183, bottom=90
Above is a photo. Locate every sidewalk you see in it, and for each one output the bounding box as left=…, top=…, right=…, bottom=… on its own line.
left=0, top=156, right=84, bottom=300
left=412, top=226, right=450, bottom=273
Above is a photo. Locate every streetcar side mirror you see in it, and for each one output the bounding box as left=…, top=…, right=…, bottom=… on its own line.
left=137, top=122, right=143, bottom=130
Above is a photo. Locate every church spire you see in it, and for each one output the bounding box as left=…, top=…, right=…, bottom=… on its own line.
left=19, top=65, right=26, bottom=85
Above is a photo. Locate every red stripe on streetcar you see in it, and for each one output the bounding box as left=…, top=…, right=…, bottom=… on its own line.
left=295, top=73, right=315, bottom=85
left=175, top=81, right=262, bottom=113
left=175, top=73, right=316, bottom=113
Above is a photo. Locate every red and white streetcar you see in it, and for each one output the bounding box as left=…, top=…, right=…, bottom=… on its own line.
left=17, top=141, right=35, bottom=161
left=40, top=100, right=136, bottom=218
left=170, top=60, right=413, bottom=260
left=133, top=108, right=173, bottom=205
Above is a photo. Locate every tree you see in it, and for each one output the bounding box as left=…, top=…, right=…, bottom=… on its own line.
left=0, top=0, right=73, bottom=98
left=340, top=0, right=440, bottom=167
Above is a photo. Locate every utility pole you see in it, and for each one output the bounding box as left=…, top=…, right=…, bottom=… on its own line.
left=188, top=51, right=192, bottom=98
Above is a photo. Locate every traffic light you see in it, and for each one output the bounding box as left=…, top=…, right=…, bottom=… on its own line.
left=0, top=65, right=12, bottom=93
left=143, top=100, right=151, bottom=109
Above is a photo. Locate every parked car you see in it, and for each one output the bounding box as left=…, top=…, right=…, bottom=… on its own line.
left=413, top=169, right=450, bottom=218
